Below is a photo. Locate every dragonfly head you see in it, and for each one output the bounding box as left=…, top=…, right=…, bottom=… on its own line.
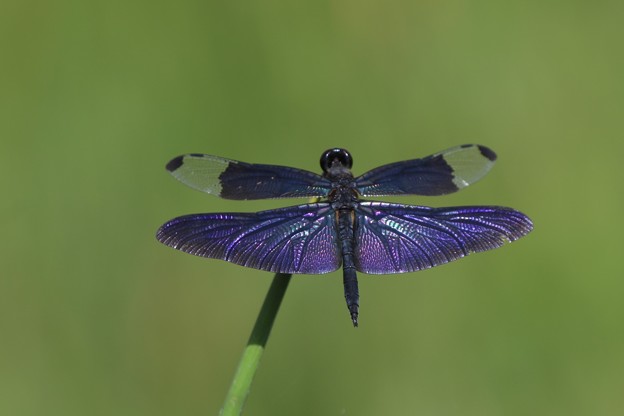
left=320, top=148, right=353, bottom=173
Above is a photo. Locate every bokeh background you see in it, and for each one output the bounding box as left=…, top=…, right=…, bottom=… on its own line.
left=2, top=1, right=623, bottom=415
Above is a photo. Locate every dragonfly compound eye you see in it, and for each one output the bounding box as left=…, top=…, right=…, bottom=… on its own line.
left=320, top=148, right=353, bottom=172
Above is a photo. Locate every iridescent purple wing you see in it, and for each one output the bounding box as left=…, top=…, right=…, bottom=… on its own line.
left=354, top=202, right=533, bottom=274
left=165, top=154, right=332, bottom=200
left=157, top=203, right=341, bottom=274
left=356, top=144, right=497, bottom=197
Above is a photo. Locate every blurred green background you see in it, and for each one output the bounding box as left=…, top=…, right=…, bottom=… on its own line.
left=1, top=1, right=623, bottom=415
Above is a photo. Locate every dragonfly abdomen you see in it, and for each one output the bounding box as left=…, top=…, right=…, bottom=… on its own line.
left=338, top=209, right=359, bottom=327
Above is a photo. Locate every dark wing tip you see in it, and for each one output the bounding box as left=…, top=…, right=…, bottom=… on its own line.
left=166, top=156, right=184, bottom=172
left=477, top=145, right=497, bottom=162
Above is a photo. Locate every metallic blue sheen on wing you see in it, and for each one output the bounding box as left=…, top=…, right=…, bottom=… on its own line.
left=156, top=203, right=341, bottom=274
left=218, top=161, right=332, bottom=200
left=354, top=202, right=533, bottom=274
left=355, top=144, right=496, bottom=197
left=356, top=156, right=455, bottom=196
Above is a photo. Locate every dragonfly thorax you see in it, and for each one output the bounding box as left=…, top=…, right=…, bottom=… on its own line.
left=327, top=178, right=359, bottom=210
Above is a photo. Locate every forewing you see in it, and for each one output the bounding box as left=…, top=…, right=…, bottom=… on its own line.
left=356, top=144, right=497, bottom=197
left=166, top=154, right=332, bottom=200
left=157, top=203, right=341, bottom=274
left=354, top=202, right=532, bottom=274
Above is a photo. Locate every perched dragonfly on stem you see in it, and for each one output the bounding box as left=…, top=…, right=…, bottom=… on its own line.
left=157, top=145, right=532, bottom=326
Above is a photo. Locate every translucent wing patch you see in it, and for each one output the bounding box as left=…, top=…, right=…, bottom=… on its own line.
left=166, top=154, right=332, bottom=200
left=157, top=203, right=341, bottom=274
left=356, top=144, right=497, bottom=197
left=354, top=202, right=533, bottom=274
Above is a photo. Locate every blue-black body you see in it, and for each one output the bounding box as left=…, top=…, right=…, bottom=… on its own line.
left=322, top=149, right=361, bottom=325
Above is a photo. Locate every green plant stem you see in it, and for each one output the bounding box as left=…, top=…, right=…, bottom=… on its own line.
left=220, top=273, right=292, bottom=416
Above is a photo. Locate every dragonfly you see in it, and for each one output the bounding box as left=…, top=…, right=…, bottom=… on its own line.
left=157, top=145, right=532, bottom=326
